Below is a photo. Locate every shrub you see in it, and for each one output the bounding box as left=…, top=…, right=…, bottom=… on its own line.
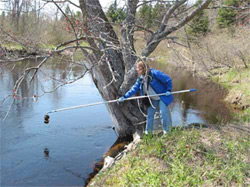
left=187, top=10, right=209, bottom=37
left=217, top=0, right=239, bottom=28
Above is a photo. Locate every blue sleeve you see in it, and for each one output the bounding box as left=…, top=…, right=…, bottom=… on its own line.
left=154, top=70, right=172, bottom=91
left=124, top=78, right=141, bottom=98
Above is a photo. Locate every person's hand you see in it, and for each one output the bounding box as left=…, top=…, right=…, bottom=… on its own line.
left=166, top=91, right=171, bottom=96
left=118, top=97, right=125, bottom=103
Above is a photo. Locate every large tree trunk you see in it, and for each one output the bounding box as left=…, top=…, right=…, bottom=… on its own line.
left=79, top=0, right=145, bottom=137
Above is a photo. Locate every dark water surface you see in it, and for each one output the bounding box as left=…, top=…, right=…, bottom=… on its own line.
left=0, top=61, right=117, bottom=186
left=0, top=60, right=232, bottom=186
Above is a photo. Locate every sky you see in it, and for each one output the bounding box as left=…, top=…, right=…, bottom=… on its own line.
left=100, top=0, right=123, bottom=8
left=0, top=0, right=122, bottom=14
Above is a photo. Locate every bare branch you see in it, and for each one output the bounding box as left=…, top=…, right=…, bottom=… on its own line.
left=165, top=0, right=212, bottom=35
left=2, top=99, right=15, bottom=121
left=38, top=68, right=88, bottom=95
left=66, top=0, right=80, bottom=8
left=103, top=57, right=118, bottom=89
left=29, top=55, right=51, bottom=83
left=55, top=37, right=86, bottom=50
left=142, top=0, right=212, bottom=57
left=168, top=44, right=194, bottom=63
left=158, top=0, right=187, bottom=33
left=134, top=25, right=154, bottom=35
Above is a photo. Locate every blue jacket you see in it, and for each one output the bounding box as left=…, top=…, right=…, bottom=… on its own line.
left=124, top=68, right=174, bottom=106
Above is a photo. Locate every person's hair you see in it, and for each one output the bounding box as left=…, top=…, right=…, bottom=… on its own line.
left=137, top=60, right=149, bottom=75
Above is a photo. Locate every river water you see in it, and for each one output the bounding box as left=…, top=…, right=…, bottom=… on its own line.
left=0, top=60, right=231, bottom=186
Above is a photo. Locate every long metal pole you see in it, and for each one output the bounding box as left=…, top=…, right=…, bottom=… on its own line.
left=44, top=89, right=196, bottom=124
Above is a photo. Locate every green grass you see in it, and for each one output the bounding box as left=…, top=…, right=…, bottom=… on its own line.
left=90, top=127, right=250, bottom=187
left=40, top=41, right=88, bottom=50
left=80, top=41, right=89, bottom=47
left=233, top=107, right=250, bottom=123
left=40, top=44, right=56, bottom=50
left=2, top=43, right=24, bottom=50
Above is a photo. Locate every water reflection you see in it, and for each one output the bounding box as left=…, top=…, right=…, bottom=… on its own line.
left=44, top=148, right=50, bottom=159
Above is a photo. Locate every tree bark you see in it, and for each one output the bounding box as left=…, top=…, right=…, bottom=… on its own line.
left=79, top=0, right=145, bottom=137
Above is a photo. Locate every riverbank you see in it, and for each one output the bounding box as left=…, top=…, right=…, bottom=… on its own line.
left=87, top=27, right=250, bottom=186
left=163, top=27, right=250, bottom=121
left=0, top=45, right=48, bottom=62
left=89, top=124, right=250, bottom=186
left=87, top=75, right=250, bottom=186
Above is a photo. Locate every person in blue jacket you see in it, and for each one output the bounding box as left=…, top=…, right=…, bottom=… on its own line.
left=118, top=61, right=173, bottom=135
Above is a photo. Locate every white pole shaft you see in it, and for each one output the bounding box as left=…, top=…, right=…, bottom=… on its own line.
left=47, top=89, right=196, bottom=114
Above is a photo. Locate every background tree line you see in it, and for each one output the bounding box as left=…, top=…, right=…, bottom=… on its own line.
left=0, top=1, right=82, bottom=48
left=0, top=0, right=249, bottom=50
left=106, top=0, right=250, bottom=36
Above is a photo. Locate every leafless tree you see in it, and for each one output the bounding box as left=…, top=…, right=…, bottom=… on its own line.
left=1, top=0, right=212, bottom=137
left=73, top=0, right=212, bottom=136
